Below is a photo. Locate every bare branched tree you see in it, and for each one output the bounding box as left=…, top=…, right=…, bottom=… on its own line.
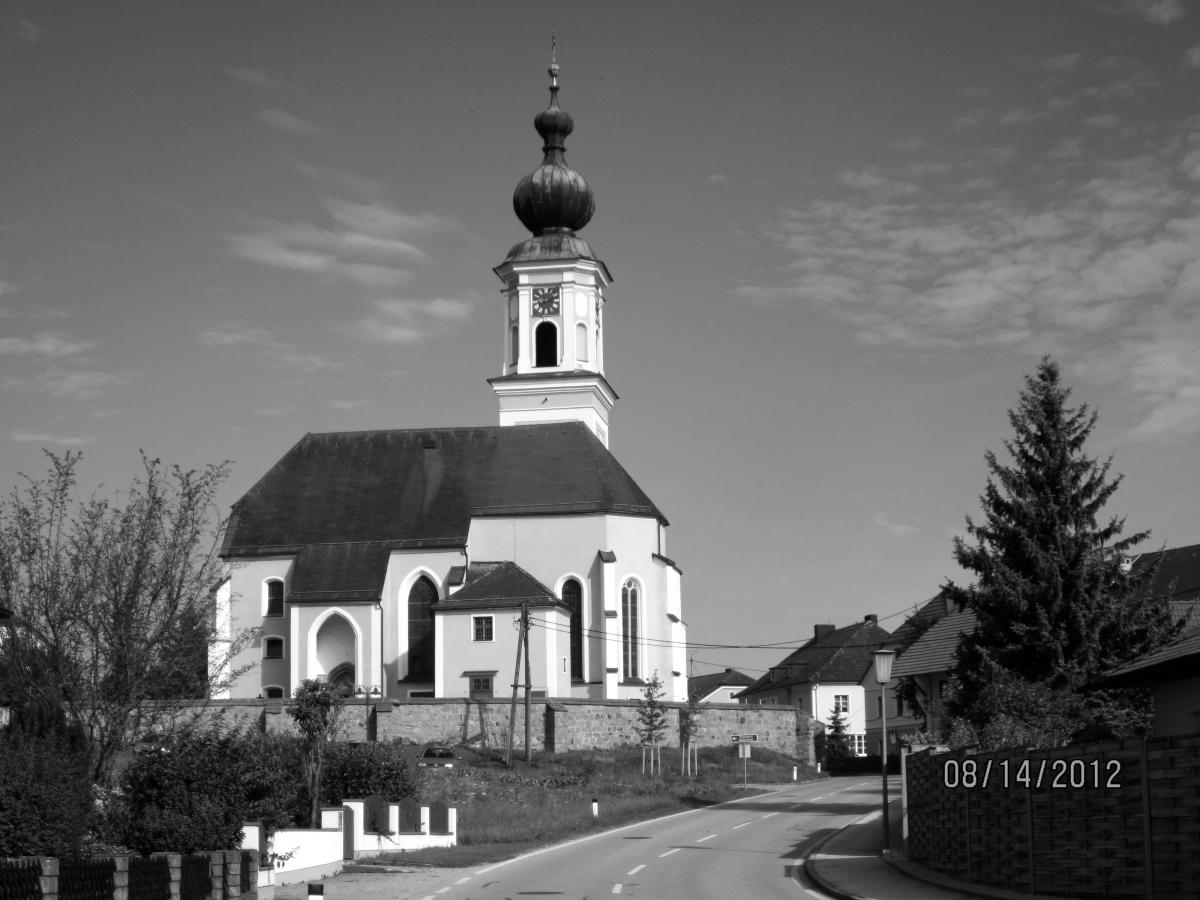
left=0, top=451, right=252, bottom=783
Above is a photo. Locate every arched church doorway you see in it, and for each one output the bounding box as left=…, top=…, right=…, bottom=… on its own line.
left=315, top=613, right=357, bottom=688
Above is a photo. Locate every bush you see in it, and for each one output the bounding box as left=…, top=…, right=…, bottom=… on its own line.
left=117, top=727, right=302, bottom=854
left=321, top=741, right=417, bottom=806
left=0, top=729, right=95, bottom=856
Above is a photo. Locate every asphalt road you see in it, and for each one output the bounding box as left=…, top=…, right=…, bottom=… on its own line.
left=425, top=776, right=883, bottom=900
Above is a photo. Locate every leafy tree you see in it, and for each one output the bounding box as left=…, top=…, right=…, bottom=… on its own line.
left=635, top=671, right=668, bottom=748
left=944, top=358, right=1178, bottom=747
left=288, top=678, right=344, bottom=827
left=679, top=685, right=704, bottom=746
left=0, top=728, right=96, bottom=856
left=0, top=452, right=248, bottom=784
left=817, top=706, right=854, bottom=764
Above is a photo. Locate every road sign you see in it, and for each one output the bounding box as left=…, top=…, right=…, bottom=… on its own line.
left=738, top=743, right=751, bottom=759
left=731, top=733, right=759, bottom=743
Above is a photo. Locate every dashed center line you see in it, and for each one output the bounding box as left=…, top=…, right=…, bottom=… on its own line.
left=696, top=833, right=717, bottom=843
left=612, top=884, right=623, bottom=894
left=627, top=864, right=645, bottom=876
left=659, top=848, right=680, bottom=858
left=762, top=812, right=778, bottom=819
left=732, top=820, right=754, bottom=829
left=454, top=876, right=470, bottom=885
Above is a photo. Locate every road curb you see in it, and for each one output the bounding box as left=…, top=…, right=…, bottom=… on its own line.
left=800, top=810, right=877, bottom=900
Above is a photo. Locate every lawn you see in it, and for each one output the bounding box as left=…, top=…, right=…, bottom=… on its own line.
left=372, top=744, right=820, bottom=868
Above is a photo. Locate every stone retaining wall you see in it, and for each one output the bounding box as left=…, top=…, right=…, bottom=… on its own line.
left=161, top=698, right=816, bottom=763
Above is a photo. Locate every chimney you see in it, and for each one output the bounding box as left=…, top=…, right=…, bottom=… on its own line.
left=814, top=623, right=836, bottom=640
left=864, top=614, right=878, bottom=624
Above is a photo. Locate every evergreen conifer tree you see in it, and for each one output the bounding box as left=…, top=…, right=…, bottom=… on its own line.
left=945, top=358, right=1177, bottom=746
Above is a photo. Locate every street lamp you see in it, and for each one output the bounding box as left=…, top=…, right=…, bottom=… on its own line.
left=873, top=649, right=897, bottom=854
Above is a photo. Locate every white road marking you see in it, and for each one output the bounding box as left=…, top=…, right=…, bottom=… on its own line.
left=627, top=864, right=645, bottom=875
left=436, top=889, right=450, bottom=895
left=659, top=848, right=680, bottom=858
left=696, top=833, right=717, bottom=842
left=732, top=820, right=754, bottom=829
left=761, top=812, right=778, bottom=819
left=454, top=876, right=470, bottom=884
left=612, top=884, right=623, bottom=894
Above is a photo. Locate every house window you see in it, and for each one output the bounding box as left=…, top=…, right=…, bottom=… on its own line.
left=621, top=579, right=640, bottom=681
left=469, top=676, right=493, bottom=699
left=472, top=615, right=494, bottom=642
left=263, top=637, right=284, bottom=660
left=263, top=686, right=284, bottom=699
left=265, top=580, right=284, bottom=617
left=562, top=578, right=583, bottom=681
left=895, top=695, right=903, bottom=717
left=535, top=321, right=557, bottom=367
left=876, top=695, right=883, bottom=718
left=850, top=734, right=866, bottom=756
left=833, top=694, right=849, bottom=714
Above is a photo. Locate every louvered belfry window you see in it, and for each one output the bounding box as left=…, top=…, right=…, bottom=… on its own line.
left=621, top=580, right=639, bottom=680
left=266, top=580, right=284, bottom=617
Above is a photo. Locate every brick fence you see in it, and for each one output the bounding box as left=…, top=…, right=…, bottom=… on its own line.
left=905, top=733, right=1200, bottom=899
left=166, top=697, right=816, bottom=764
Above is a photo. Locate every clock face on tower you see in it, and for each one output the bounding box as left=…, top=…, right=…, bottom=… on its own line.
left=531, top=286, right=561, bottom=316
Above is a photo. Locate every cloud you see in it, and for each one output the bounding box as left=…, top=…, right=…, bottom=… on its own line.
left=874, top=513, right=918, bottom=538
left=1185, top=45, right=1200, bottom=68
left=1112, top=0, right=1186, bottom=25
left=0, top=332, right=92, bottom=357
left=706, top=173, right=729, bottom=184
left=18, top=19, right=42, bottom=43
left=222, top=67, right=286, bottom=90
left=228, top=199, right=451, bottom=291
left=11, top=430, right=93, bottom=446
left=7, top=369, right=129, bottom=401
left=342, top=298, right=475, bottom=345
left=198, top=325, right=346, bottom=373
left=736, top=116, right=1200, bottom=440
left=258, top=108, right=321, bottom=134
left=329, top=399, right=370, bottom=411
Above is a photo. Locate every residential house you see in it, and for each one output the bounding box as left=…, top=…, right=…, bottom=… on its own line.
left=1100, top=627, right=1200, bottom=735
left=688, top=668, right=755, bottom=704
left=737, top=615, right=891, bottom=756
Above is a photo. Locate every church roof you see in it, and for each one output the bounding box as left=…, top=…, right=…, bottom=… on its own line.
left=437, top=561, right=566, bottom=611
left=222, top=422, right=665, bottom=558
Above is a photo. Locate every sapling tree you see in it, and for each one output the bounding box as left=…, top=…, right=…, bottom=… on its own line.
left=288, top=678, right=344, bottom=827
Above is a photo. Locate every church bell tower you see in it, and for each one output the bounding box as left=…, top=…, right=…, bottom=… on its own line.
left=489, top=58, right=616, bottom=447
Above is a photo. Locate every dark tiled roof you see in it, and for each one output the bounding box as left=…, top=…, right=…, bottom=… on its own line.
left=222, top=423, right=665, bottom=557
left=885, top=593, right=952, bottom=651
left=890, top=609, right=978, bottom=678
left=288, top=542, right=392, bottom=602
left=737, top=619, right=892, bottom=699
left=688, top=668, right=755, bottom=700
left=1101, top=627, right=1200, bottom=686
left=436, top=561, right=564, bottom=612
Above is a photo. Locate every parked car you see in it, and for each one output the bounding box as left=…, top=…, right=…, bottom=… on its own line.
left=418, top=745, right=458, bottom=768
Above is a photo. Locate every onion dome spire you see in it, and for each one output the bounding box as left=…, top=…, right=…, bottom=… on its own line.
left=512, top=50, right=595, bottom=238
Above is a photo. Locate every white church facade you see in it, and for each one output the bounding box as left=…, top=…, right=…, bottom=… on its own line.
left=212, top=62, right=688, bottom=704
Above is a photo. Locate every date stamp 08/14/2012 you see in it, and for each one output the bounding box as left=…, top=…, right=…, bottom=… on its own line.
left=942, top=757, right=1124, bottom=790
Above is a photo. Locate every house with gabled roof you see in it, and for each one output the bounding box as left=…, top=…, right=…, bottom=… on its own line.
left=736, top=615, right=891, bottom=756
left=688, top=668, right=756, bottom=705
left=209, top=63, right=688, bottom=705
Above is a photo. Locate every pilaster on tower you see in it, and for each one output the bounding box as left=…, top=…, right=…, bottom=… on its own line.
left=488, top=57, right=617, bottom=448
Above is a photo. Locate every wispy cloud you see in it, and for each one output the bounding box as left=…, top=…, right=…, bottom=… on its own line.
left=328, top=399, right=370, bottom=411
left=222, top=66, right=287, bottom=90
left=1185, top=45, right=1200, bottom=68
left=342, top=298, right=475, bottom=345
left=1108, top=0, right=1187, bottom=26
left=0, top=332, right=93, bottom=357
left=3, top=368, right=130, bottom=401
left=198, top=325, right=346, bottom=373
left=18, top=19, right=42, bottom=43
left=228, top=199, right=450, bottom=291
left=735, top=115, right=1200, bottom=440
left=11, top=430, right=93, bottom=446
left=874, top=512, right=918, bottom=538
left=258, top=108, right=321, bottom=134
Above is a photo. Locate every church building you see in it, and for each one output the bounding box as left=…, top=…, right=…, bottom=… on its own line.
left=212, top=62, right=688, bottom=704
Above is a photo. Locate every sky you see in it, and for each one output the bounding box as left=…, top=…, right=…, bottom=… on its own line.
left=3, top=0, right=1199, bottom=680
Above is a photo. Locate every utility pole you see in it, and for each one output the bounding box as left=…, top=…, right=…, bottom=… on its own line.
left=506, top=605, right=523, bottom=767
left=523, top=598, right=532, bottom=763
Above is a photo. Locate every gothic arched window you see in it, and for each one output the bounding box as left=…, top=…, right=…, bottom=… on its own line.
left=535, top=321, right=557, bottom=368
left=621, top=579, right=640, bottom=681
left=407, top=576, right=437, bottom=681
left=265, top=579, right=284, bottom=617
left=563, top=579, right=583, bottom=682
left=575, top=322, right=588, bottom=363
